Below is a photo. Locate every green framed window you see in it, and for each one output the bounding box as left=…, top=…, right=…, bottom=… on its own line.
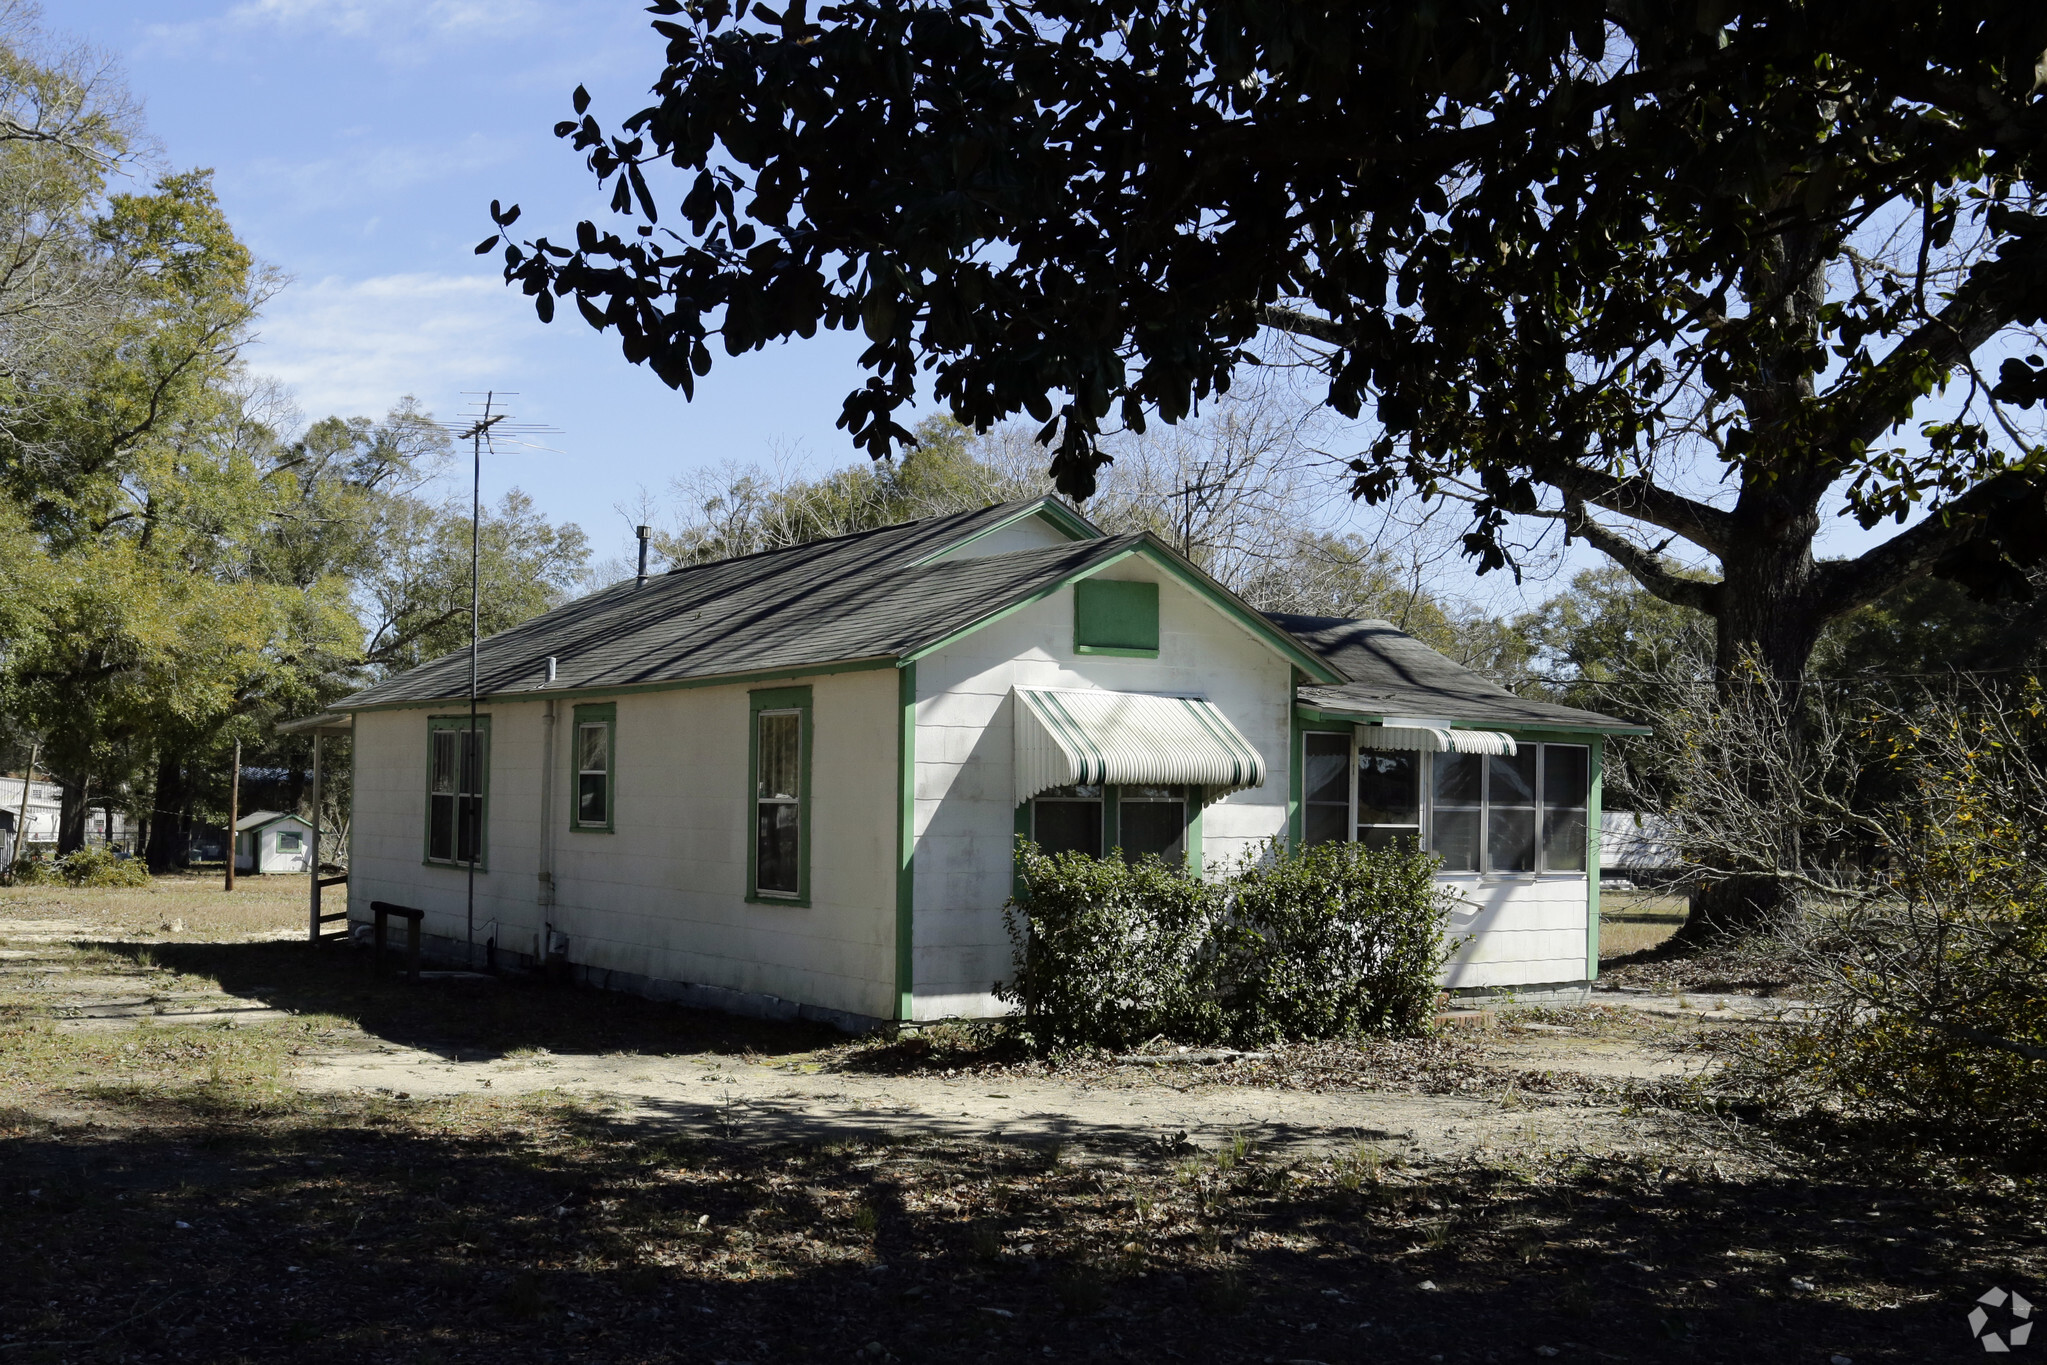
left=1073, top=579, right=1159, bottom=656
left=1027, top=783, right=1203, bottom=872
left=748, top=686, right=812, bottom=904
left=426, top=715, right=490, bottom=867
left=570, top=702, right=616, bottom=832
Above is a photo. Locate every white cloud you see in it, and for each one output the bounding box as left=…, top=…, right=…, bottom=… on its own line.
left=232, top=133, right=521, bottom=218
left=149, top=0, right=551, bottom=64
left=247, top=271, right=536, bottom=421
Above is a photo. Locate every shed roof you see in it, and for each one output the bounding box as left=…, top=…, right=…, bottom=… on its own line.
left=233, top=810, right=311, bottom=833
left=1267, top=613, right=1648, bottom=734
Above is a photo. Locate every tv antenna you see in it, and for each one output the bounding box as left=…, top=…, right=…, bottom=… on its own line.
left=445, top=391, right=563, bottom=968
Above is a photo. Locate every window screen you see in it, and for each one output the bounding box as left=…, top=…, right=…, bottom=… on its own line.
left=1302, top=732, right=1350, bottom=845
left=277, top=831, right=303, bottom=852
left=427, top=721, right=487, bottom=865
left=1033, top=785, right=1103, bottom=857
left=577, top=721, right=609, bottom=825
left=1117, top=786, right=1186, bottom=864
left=755, top=710, right=802, bottom=895
left=1357, top=751, right=1421, bottom=851
left=1541, top=745, right=1590, bottom=872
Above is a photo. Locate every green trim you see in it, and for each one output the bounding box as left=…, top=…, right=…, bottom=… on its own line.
left=903, top=539, right=1341, bottom=682
left=896, top=663, right=917, bottom=1022
left=1103, top=784, right=1121, bottom=854
left=1287, top=710, right=1305, bottom=849
left=1073, top=644, right=1159, bottom=658
left=746, top=685, right=812, bottom=906
left=342, top=657, right=895, bottom=716
left=1587, top=736, right=1604, bottom=981
left=424, top=714, right=492, bottom=870
left=568, top=701, right=617, bottom=833
left=908, top=497, right=1103, bottom=566
left=1012, top=801, right=1031, bottom=902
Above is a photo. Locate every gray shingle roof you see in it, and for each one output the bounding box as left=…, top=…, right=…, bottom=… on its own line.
left=340, top=501, right=1134, bottom=709
left=1266, top=612, right=1647, bottom=734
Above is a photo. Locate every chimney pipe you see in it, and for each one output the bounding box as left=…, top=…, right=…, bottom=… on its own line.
left=635, top=525, right=652, bottom=587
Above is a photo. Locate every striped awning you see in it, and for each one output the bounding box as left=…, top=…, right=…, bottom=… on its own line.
left=1014, top=688, right=1266, bottom=805
left=1356, top=725, right=1517, bottom=756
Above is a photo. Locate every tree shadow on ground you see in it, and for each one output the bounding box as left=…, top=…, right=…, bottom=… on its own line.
left=97, top=938, right=844, bottom=1061
left=0, top=1097, right=2031, bottom=1365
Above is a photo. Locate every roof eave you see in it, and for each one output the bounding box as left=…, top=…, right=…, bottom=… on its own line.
left=1295, top=698, right=1652, bottom=736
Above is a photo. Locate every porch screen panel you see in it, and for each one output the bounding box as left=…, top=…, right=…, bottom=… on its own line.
left=1430, top=753, right=1483, bottom=871
left=1541, top=745, right=1590, bottom=872
left=1487, top=749, right=1538, bottom=872
left=1357, top=751, right=1421, bottom=851
left=1033, top=785, right=1103, bottom=858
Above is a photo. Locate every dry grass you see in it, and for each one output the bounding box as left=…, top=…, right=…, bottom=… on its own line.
left=0, top=898, right=2040, bottom=1363
left=0, top=870, right=306, bottom=941
left=1599, top=888, right=1689, bottom=960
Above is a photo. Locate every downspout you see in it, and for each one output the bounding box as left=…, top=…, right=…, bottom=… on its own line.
left=539, top=690, right=558, bottom=964
left=895, top=661, right=916, bottom=1023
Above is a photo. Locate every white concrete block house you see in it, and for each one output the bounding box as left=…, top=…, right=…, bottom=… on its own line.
left=330, top=499, right=1645, bottom=1029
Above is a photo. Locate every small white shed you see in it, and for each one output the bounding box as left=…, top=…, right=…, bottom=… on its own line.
left=234, top=811, right=314, bottom=875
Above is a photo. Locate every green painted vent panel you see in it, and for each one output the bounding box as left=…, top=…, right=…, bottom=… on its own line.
left=1074, top=579, right=1159, bottom=655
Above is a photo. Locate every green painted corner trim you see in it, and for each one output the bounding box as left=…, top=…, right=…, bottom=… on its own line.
left=424, top=713, right=491, bottom=870
left=1011, top=800, right=1030, bottom=903
left=1287, top=710, right=1305, bottom=850
left=896, top=662, right=917, bottom=1023
left=747, top=685, right=813, bottom=907
left=568, top=701, right=617, bottom=834
left=1587, top=735, right=1605, bottom=982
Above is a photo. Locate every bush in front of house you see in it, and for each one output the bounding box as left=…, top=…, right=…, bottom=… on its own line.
left=1001, top=845, right=1227, bottom=1050
left=1220, top=838, right=1458, bottom=1043
left=1000, top=838, right=1459, bottom=1051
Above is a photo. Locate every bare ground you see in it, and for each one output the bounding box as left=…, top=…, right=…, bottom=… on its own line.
left=1, top=882, right=2039, bottom=1365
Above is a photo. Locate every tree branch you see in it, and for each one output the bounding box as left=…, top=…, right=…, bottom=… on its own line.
left=1259, top=304, right=1350, bottom=349
left=1812, top=467, right=2046, bottom=617
left=1563, top=498, right=1722, bottom=615
left=1537, top=455, right=1735, bottom=556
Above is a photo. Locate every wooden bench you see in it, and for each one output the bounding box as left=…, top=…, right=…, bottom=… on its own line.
left=368, top=901, right=425, bottom=980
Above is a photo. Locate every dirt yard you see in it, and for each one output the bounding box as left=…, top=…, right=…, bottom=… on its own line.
left=1, top=882, right=2039, bottom=1364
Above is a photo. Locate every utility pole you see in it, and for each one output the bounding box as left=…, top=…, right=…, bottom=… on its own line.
left=224, top=740, right=240, bottom=892
left=455, top=396, right=506, bottom=969
left=10, top=740, right=35, bottom=878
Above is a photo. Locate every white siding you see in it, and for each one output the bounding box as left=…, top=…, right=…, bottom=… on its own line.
left=348, top=667, right=900, bottom=1021
left=909, top=559, right=1295, bottom=1020
left=925, top=511, right=1077, bottom=561
left=1437, top=875, right=1590, bottom=988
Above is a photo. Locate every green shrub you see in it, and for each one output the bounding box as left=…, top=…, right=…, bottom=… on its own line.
left=1000, top=838, right=1459, bottom=1050
left=7, top=856, right=53, bottom=886
left=53, top=846, right=149, bottom=888
left=1221, top=839, right=1458, bottom=1042
left=1002, top=845, right=1226, bottom=1050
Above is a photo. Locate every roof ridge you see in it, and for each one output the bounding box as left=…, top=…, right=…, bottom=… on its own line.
left=655, top=497, right=1054, bottom=578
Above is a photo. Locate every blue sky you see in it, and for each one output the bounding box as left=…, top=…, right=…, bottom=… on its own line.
left=75, top=0, right=878, bottom=568
left=69, top=1, right=1925, bottom=609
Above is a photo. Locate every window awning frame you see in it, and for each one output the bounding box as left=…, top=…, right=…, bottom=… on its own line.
left=1013, top=687, right=1267, bottom=806
left=1355, top=724, right=1518, bottom=756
